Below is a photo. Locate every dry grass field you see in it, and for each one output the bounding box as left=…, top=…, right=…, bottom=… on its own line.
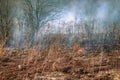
left=0, top=45, right=119, bottom=80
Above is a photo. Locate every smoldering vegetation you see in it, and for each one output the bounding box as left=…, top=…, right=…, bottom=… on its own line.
left=0, top=1, right=120, bottom=80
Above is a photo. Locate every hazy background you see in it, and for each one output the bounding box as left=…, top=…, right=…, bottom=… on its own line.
left=0, top=0, right=120, bottom=48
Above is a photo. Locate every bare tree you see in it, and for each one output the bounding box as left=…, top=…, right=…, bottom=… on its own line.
left=0, top=0, right=13, bottom=47
left=22, top=0, right=61, bottom=46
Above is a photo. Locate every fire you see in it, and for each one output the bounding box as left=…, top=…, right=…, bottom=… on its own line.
left=71, top=43, right=83, bottom=54
left=77, top=48, right=83, bottom=53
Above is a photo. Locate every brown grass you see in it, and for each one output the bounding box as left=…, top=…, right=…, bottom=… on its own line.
left=0, top=45, right=120, bottom=80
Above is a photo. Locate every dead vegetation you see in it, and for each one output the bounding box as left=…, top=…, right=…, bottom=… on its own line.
left=0, top=46, right=120, bottom=80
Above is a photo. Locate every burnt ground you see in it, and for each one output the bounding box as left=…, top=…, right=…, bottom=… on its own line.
left=0, top=48, right=120, bottom=80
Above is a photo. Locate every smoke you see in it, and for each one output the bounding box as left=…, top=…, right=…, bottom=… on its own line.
left=57, top=0, right=120, bottom=23
left=6, top=0, right=120, bottom=48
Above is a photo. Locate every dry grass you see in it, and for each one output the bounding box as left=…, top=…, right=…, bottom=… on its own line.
left=0, top=45, right=120, bottom=80
left=0, top=29, right=120, bottom=80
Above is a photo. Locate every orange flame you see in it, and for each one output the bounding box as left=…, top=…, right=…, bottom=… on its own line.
left=77, top=48, right=83, bottom=53
left=72, top=43, right=83, bottom=54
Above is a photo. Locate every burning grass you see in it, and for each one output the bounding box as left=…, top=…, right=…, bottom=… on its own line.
left=0, top=45, right=120, bottom=80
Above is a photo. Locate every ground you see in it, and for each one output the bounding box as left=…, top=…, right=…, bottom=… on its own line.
left=0, top=48, right=120, bottom=80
